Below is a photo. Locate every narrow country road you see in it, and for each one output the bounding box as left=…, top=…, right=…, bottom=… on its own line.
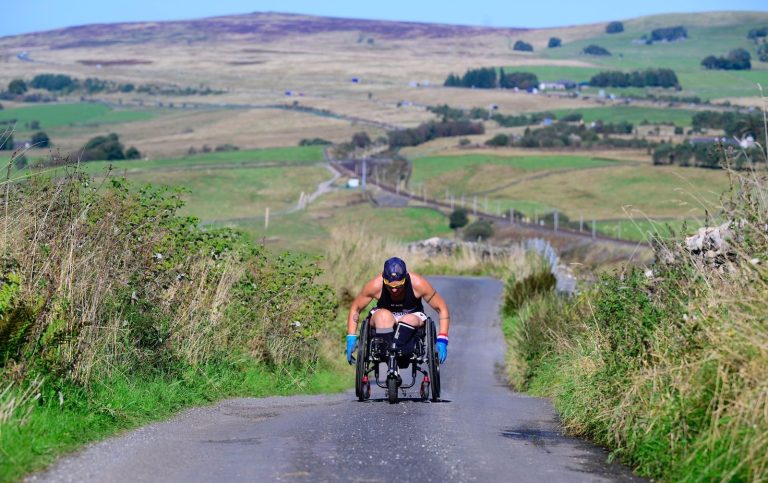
left=30, top=277, right=642, bottom=482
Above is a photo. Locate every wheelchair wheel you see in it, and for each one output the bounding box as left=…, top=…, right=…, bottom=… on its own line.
left=387, top=376, right=399, bottom=404
left=355, top=317, right=370, bottom=401
left=426, top=318, right=441, bottom=402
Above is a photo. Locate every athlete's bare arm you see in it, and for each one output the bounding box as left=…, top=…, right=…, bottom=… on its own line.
left=346, top=276, right=383, bottom=335
left=409, top=273, right=451, bottom=336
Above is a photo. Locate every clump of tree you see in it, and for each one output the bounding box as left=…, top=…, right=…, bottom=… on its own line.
left=747, top=27, right=768, bottom=40
left=485, top=122, right=652, bottom=150
left=8, top=79, right=27, bottom=95
left=388, top=121, right=484, bottom=148
left=31, top=131, right=50, bottom=148
left=352, top=132, right=372, bottom=148
left=605, top=21, right=624, bottom=34
left=444, top=67, right=497, bottom=88
left=513, top=40, right=533, bottom=52
left=0, top=132, right=13, bottom=150
left=548, top=37, right=562, bottom=48
left=653, top=142, right=728, bottom=169
left=500, top=72, right=539, bottom=90
left=701, top=49, right=751, bottom=70
left=443, top=68, right=539, bottom=91
left=491, top=111, right=556, bottom=127
left=692, top=111, right=765, bottom=145
left=78, top=133, right=141, bottom=162
left=298, top=138, right=332, bottom=146
left=647, top=25, right=688, bottom=43
left=582, top=45, right=611, bottom=56
left=427, top=105, right=492, bottom=122
left=757, top=44, right=768, bottom=63
left=30, top=74, right=78, bottom=92
left=589, top=68, right=679, bottom=88
left=449, top=208, right=469, bottom=229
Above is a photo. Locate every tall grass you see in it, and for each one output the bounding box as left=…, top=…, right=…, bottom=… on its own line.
left=319, top=224, right=535, bottom=308
left=0, top=161, right=340, bottom=479
left=504, top=159, right=768, bottom=480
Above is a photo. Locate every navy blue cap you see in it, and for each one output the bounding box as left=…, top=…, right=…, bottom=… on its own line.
left=382, top=257, right=407, bottom=282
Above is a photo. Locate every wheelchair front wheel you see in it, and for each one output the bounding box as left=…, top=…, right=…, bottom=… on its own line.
left=387, top=375, right=399, bottom=404
left=426, top=318, right=441, bottom=402
left=355, top=317, right=370, bottom=401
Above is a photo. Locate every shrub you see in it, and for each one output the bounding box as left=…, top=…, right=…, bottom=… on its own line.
left=449, top=208, right=469, bottom=229
left=513, top=40, right=533, bottom=52
left=548, top=37, right=562, bottom=48
left=504, top=270, right=556, bottom=313
left=582, top=44, right=611, bottom=56
left=30, top=131, right=50, bottom=148
left=485, top=133, right=510, bottom=147
left=125, top=146, right=141, bottom=159
left=352, top=132, right=371, bottom=148
left=605, top=21, right=624, bottom=34
left=463, top=219, right=493, bottom=241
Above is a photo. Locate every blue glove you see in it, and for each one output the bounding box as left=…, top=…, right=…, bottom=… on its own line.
left=436, top=335, right=448, bottom=363
left=346, top=335, right=358, bottom=365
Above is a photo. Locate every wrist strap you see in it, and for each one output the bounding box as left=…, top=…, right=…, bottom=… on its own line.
left=437, top=335, right=448, bottom=345
left=347, top=334, right=357, bottom=339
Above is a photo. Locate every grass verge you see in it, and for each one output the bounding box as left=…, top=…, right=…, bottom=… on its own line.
left=0, top=360, right=350, bottom=481
left=501, top=162, right=768, bottom=480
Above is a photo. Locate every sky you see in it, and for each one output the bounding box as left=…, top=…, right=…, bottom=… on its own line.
left=1, top=0, right=767, bottom=37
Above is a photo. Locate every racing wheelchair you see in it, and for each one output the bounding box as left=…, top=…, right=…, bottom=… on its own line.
left=354, top=314, right=441, bottom=404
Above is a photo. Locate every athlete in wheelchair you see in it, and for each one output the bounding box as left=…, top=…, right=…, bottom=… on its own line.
left=346, top=257, right=450, bottom=403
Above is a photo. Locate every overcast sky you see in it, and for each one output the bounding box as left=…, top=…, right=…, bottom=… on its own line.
left=1, top=0, right=767, bottom=37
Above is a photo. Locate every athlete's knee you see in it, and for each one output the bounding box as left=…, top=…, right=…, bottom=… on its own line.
left=399, top=313, right=425, bottom=328
left=371, top=309, right=395, bottom=328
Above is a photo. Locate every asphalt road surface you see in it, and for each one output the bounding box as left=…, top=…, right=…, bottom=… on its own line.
left=30, top=277, right=642, bottom=482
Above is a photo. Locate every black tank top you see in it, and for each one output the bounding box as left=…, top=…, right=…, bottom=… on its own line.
left=376, top=274, right=424, bottom=313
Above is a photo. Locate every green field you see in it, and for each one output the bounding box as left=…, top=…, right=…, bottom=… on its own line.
left=552, top=105, right=697, bottom=126
left=528, top=12, right=768, bottom=99
left=84, top=146, right=326, bottom=173
left=411, top=154, right=617, bottom=184
left=0, top=103, right=157, bottom=133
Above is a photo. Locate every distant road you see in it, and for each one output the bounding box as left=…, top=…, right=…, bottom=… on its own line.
left=30, top=277, right=642, bottom=482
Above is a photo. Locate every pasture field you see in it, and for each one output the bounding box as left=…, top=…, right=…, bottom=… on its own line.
left=127, top=165, right=330, bottom=221
left=0, top=103, right=157, bottom=133
left=405, top=149, right=730, bottom=240
left=410, top=153, right=621, bottom=195
left=551, top=105, right=697, bottom=126
left=221, top=199, right=453, bottom=254
left=535, top=12, right=768, bottom=99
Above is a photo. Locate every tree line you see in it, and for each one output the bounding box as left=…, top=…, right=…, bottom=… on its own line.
left=444, top=68, right=539, bottom=90
left=387, top=120, right=484, bottom=148
left=589, top=68, right=680, bottom=88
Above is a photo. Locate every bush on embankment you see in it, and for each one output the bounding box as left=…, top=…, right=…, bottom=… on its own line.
left=0, top=164, right=339, bottom=479
left=504, top=165, right=768, bottom=480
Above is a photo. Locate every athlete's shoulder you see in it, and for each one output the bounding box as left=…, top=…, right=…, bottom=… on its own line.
left=408, top=272, right=432, bottom=291
left=363, top=274, right=384, bottom=295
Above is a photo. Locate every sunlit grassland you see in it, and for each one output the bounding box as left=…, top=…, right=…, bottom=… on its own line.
left=129, top=165, right=330, bottom=221
left=0, top=103, right=157, bottom=134
left=407, top=150, right=729, bottom=236
left=231, top=202, right=454, bottom=255
left=410, top=153, right=618, bottom=190
left=487, top=164, right=729, bottom=220
left=533, top=13, right=768, bottom=99
left=551, top=105, right=697, bottom=126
